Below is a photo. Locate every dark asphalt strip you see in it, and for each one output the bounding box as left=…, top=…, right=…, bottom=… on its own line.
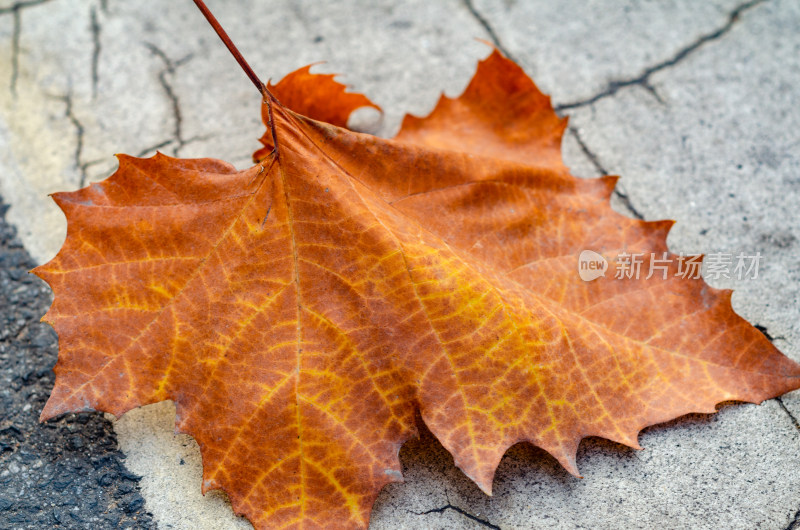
left=0, top=198, right=155, bottom=529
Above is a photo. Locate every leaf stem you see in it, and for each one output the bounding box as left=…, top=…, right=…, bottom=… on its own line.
left=191, top=0, right=280, bottom=153
left=191, top=0, right=270, bottom=100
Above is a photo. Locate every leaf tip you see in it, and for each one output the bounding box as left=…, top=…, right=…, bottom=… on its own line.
left=473, top=37, right=503, bottom=56
left=559, top=456, right=582, bottom=479
left=473, top=476, right=495, bottom=496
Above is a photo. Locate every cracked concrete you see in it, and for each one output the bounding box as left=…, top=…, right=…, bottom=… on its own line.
left=414, top=492, right=501, bottom=529
left=568, top=127, right=645, bottom=221
left=55, top=92, right=87, bottom=188
left=554, top=0, right=766, bottom=111
left=1, top=1, right=53, bottom=95
left=472, top=0, right=752, bottom=107
left=1, top=0, right=800, bottom=528
left=144, top=42, right=193, bottom=156
left=0, top=0, right=49, bottom=95
left=89, top=5, right=100, bottom=99
left=776, top=398, right=800, bottom=431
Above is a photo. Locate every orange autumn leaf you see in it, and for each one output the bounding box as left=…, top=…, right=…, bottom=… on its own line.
left=34, top=49, right=800, bottom=529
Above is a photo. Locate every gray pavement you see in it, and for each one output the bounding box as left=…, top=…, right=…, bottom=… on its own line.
left=1, top=0, right=799, bottom=528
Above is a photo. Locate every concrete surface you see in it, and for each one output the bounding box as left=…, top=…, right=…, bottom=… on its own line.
left=1, top=0, right=799, bottom=528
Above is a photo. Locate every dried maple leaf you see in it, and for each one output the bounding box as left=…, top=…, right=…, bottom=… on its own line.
left=33, top=5, right=800, bottom=529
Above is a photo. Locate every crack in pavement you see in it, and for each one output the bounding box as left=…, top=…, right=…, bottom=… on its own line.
left=555, top=0, right=768, bottom=111
left=786, top=507, right=800, bottom=530
left=2, top=0, right=54, bottom=96
left=756, top=324, right=800, bottom=436
left=569, top=127, right=646, bottom=220
left=53, top=92, right=89, bottom=188
left=415, top=500, right=501, bottom=529
left=133, top=135, right=211, bottom=160
left=569, top=127, right=609, bottom=176
left=611, top=188, right=646, bottom=222
left=90, top=5, right=101, bottom=99
left=9, top=8, right=20, bottom=95
left=135, top=139, right=174, bottom=158
left=776, top=398, right=800, bottom=431
left=751, top=323, right=800, bottom=432
left=144, top=42, right=193, bottom=156
left=0, top=0, right=52, bottom=14
left=461, top=0, right=514, bottom=60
